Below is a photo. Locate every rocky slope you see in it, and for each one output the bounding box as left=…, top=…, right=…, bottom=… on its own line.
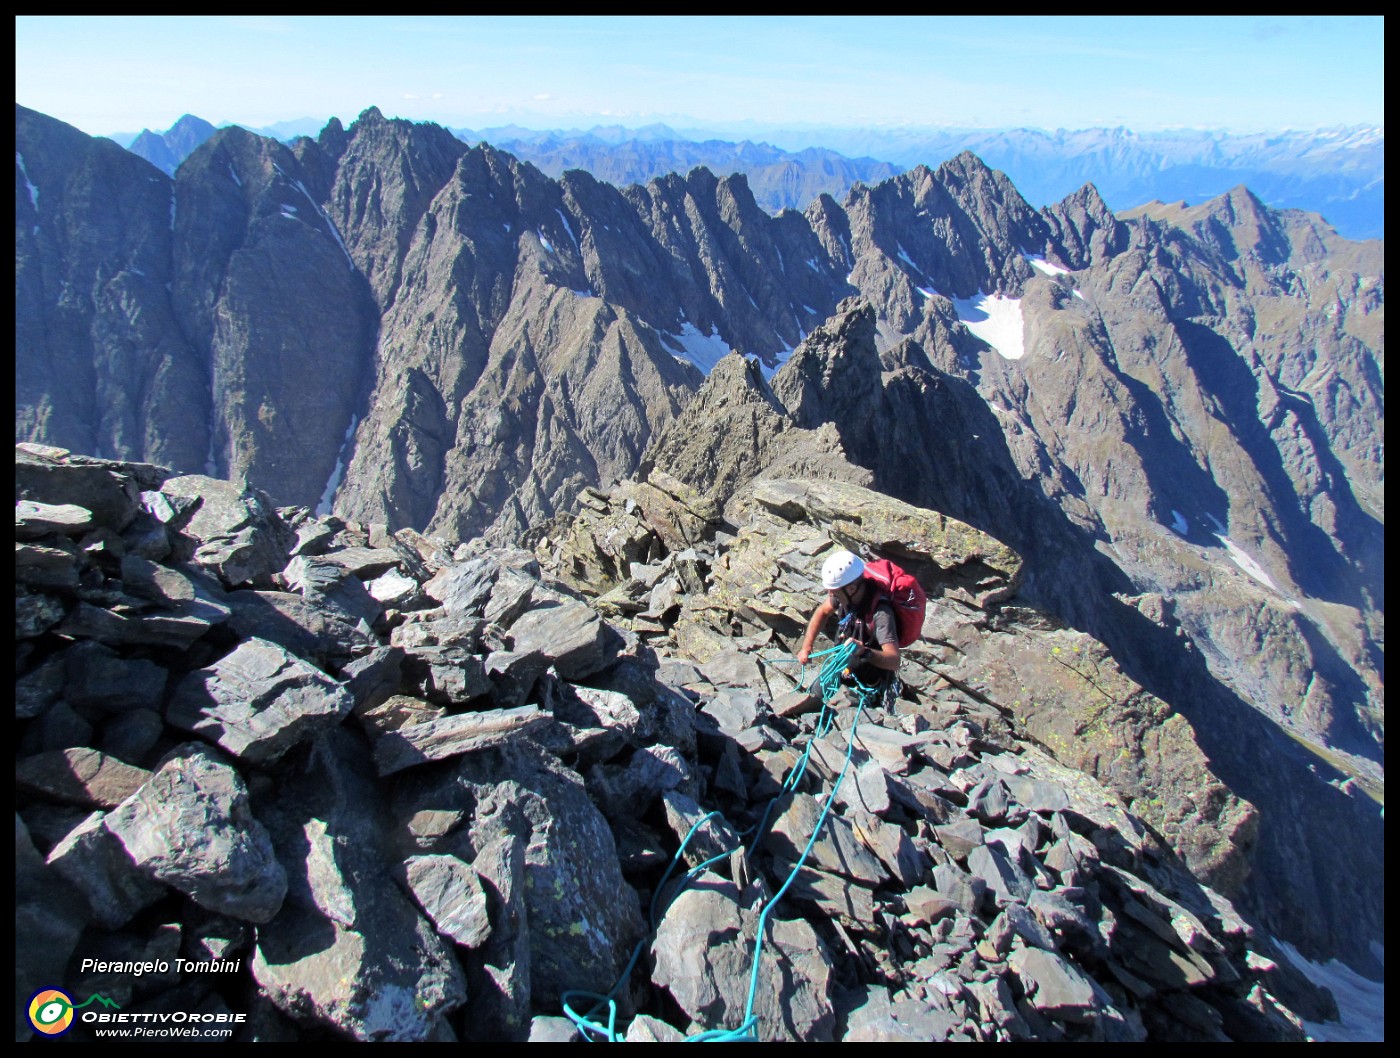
left=14, top=104, right=1384, bottom=964
left=15, top=446, right=1344, bottom=1041
left=641, top=304, right=1385, bottom=971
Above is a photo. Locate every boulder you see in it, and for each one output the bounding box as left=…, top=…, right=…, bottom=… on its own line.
left=842, top=984, right=959, bottom=1042
left=161, top=475, right=293, bottom=588
left=650, top=876, right=836, bottom=1042
left=16, top=814, right=91, bottom=1040
left=45, top=810, right=168, bottom=929
left=278, top=554, right=382, bottom=626
left=403, top=854, right=492, bottom=948
left=660, top=790, right=741, bottom=869
left=252, top=733, right=467, bottom=1041
left=103, top=744, right=286, bottom=922
left=372, top=705, right=554, bottom=776
left=396, top=741, right=645, bottom=1010
left=1007, top=947, right=1103, bottom=1024
left=765, top=792, right=887, bottom=887
left=15, top=501, right=94, bottom=540
left=15, top=748, right=151, bottom=809
left=508, top=600, right=617, bottom=680
left=62, top=641, right=169, bottom=713
left=223, top=589, right=375, bottom=662
left=166, top=638, right=356, bottom=765
left=15, top=446, right=152, bottom=530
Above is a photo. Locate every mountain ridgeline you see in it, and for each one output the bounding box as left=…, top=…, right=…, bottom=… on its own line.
left=120, top=115, right=1384, bottom=240
left=13, top=104, right=1384, bottom=972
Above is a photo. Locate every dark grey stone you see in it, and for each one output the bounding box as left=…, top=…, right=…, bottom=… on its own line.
left=46, top=810, right=168, bottom=930
left=1007, top=947, right=1100, bottom=1023
left=167, top=637, right=356, bottom=765
left=15, top=748, right=152, bottom=809
left=372, top=705, right=554, bottom=776
left=968, top=842, right=1035, bottom=907
left=104, top=744, right=286, bottom=922
left=651, top=876, right=835, bottom=1042
left=404, top=854, right=492, bottom=948
left=64, top=640, right=169, bottom=713
left=15, top=500, right=96, bottom=539
left=484, top=649, right=548, bottom=710
left=508, top=600, right=616, bottom=680
left=934, top=817, right=987, bottom=862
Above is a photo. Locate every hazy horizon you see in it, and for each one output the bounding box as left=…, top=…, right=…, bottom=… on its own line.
left=16, top=16, right=1385, bottom=145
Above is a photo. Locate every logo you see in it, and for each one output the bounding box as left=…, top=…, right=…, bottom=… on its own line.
left=28, top=989, right=75, bottom=1036
left=27, top=990, right=122, bottom=1036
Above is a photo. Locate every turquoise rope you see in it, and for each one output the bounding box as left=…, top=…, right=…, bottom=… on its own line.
left=561, top=639, right=880, bottom=1042
left=562, top=809, right=732, bottom=1041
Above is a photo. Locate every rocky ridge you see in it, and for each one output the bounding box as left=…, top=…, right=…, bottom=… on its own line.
left=15, top=104, right=1381, bottom=779
left=640, top=301, right=1384, bottom=970
left=15, top=104, right=1384, bottom=968
left=15, top=444, right=1340, bottom=1042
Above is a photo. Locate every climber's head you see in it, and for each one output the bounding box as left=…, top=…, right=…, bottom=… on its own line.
left=821, top=549, right=865, bottom=602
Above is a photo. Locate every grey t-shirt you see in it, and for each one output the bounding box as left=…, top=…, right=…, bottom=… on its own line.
left=867, top=602, right=898, bottom=649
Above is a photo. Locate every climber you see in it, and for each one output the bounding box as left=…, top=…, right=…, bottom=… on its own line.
left=796, top=548, right=900, bottom=696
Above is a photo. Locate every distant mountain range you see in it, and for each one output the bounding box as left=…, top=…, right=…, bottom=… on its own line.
left=114, top=116, right=1384, bottom=241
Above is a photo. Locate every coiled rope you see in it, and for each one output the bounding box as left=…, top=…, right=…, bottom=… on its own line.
left=562, top=639, right=881, bottom=1042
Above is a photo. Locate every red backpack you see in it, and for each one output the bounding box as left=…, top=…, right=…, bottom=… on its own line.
left=861, top=558, right=928, bottom=647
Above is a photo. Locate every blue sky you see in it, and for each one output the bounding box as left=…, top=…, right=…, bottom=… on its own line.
left=15, top=15, right=1385, bottom=139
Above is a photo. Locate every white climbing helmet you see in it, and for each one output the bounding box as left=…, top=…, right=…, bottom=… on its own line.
left=821, top=549, right=865, bottom=591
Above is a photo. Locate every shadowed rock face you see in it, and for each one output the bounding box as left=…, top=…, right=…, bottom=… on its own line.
left=14, top=105, right=1382, bottom=960
left=16, top=450, right=1356, bottom=1041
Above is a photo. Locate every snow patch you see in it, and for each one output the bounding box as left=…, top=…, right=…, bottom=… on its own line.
left=291, top=179, right=355, bottom=270
left=1072, top=290, right=1085, bottom=300
left=316, top=414, right=359, bottom=517
left=952, top=292, right=1026, bottom=360
left=895, top=244, right=923, bottom=274
left=915, top=286, right=939, bottom=300
left=1275, top=939, right=1384, bottom=1043
left=664, top=323, right=733, bottom=375
left=227, top=164, right=242, bottom=187
left=538, top=231, right=554, bottom=254
left=1274, top=379, right=1315, bottom=407
left=1204, top=513, right=1282, bottom=592
left=757, top=336, right=801, bottom=382
left=555, top=209, right=578, bottom=250
left=1024, top=253, right=1071, bottom=277
left=17, top=152, right=38, bottom=208
left=1169, top=510, right=1189, bottom=535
